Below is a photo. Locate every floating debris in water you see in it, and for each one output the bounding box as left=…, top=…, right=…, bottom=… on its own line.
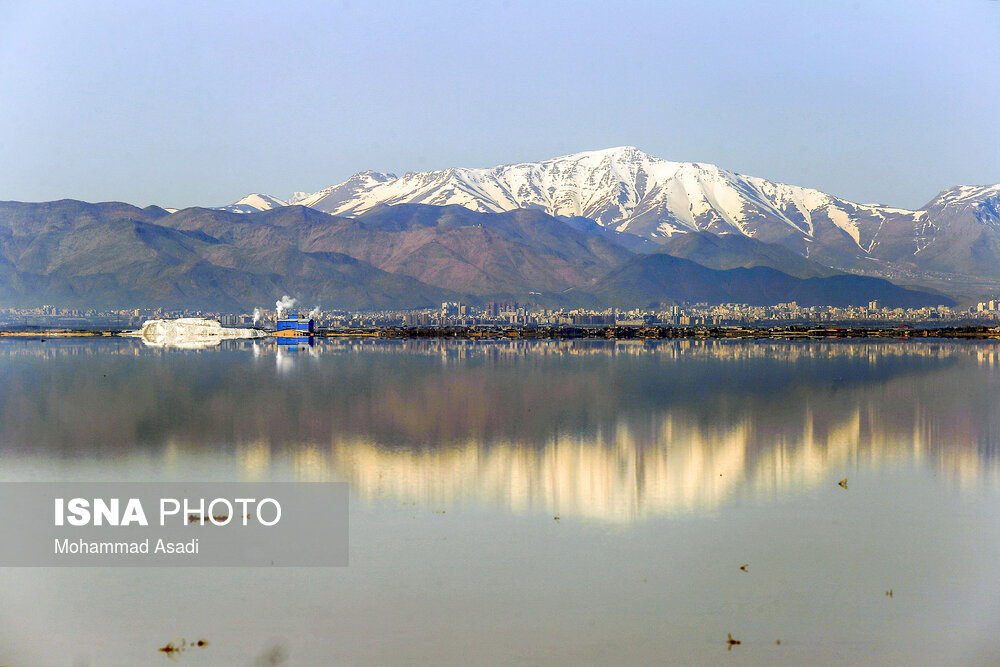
left=158, top=638, right=186, bottom=661
left=885, top=589, right=893, bottom=598
left=838, top=478, right=849, bottom=489
left=187, top=513, right=251, bottom=524
left=157, top=637, right=209, bottom=661
left=554, top=515, right=560, bottom=521
left=776, top=639, right=781, bottom=645
left=727, top=633, right=741, bottom=650
left=739, top=564, right=749, bottom=573
left=187, top=513, right=231, bottom=523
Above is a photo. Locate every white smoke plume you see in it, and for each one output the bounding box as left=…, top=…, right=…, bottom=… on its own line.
left=308, top=305, right=321, bottom=319
left=275, top=295, right=297, bottom=319
left=252, top=307, right=262, bottom=324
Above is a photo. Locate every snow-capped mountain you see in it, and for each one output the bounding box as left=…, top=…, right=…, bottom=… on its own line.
left=899, top=184, right=1000, bottom=277
left=226, top=147, right=1000, bottom=277
left=296, top=147, right=885, bottom=240
left=922, top=184, right=1000, bottom=224
left=293, top=171, right=397, bottom=209
left=221, top=193, right=287, bottom=214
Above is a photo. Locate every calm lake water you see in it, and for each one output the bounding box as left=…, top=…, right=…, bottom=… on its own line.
left=1, top=337, right=999, bottom=666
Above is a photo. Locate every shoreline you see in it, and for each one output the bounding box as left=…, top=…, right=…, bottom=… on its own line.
left=366, top=325, right=1000, bottom=340
left=3, top=325, right=1000, bottom=340
left=0, top=330, right=107, bottom=337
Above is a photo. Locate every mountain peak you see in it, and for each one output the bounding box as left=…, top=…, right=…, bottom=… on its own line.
left=215, top=149, right=1000, bottom=282
left=924, top=183, right=1000, bottom=209
left=555, top=145, right=647, bottom=160
left=350, top=170, right=396, bottom=181
left=541, top=145, right=672, bottom=171
left=221, top=193, right=287, bottom=214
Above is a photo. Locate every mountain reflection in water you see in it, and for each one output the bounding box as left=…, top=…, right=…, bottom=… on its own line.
left=0, top=337, right=997, bottom=523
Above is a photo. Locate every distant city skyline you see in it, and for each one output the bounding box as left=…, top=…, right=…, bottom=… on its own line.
left=1, top=0, right=998, bottom=210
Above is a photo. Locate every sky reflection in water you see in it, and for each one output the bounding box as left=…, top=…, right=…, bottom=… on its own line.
left=0, top=337, right=999, bottom=665
left=1, top=337, right=996, bottom=520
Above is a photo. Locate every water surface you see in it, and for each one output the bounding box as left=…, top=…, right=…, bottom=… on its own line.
left=0, top=337, right=998, bottom=665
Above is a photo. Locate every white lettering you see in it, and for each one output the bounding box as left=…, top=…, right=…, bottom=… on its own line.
left=121, top=498, right=147, bottom=526
left=234, top=498, right=254, bottom=525
left=257, top=498, right=281, bottom=526
left=92, top=498, right=118, bottom=526
left=67, top=498, right=90, bottom=527
left=160, top=498, right=180, bottom=525
left=184, top=498, right=205, bottom=524
left=209, top=499, right=233, bottom=525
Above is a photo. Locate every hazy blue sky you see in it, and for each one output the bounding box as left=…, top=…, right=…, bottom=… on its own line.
left=1, top=0, right=997, bottom=209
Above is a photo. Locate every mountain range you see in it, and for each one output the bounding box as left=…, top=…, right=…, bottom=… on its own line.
left=0, top=197, right=952, bottom=311
left=581, top=254, right=946, bottom=309
left=2, top=146, right=994, bottom=311
left=227, top=147, right=1000, bottom=290
left=0, top=201, right=457, bottom=311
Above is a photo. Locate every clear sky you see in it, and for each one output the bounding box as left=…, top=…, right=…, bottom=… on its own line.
left=1, top=0, right=998, bottom=210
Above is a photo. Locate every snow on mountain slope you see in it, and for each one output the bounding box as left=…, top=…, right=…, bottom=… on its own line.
left=295, top=171, right=397, bottom=209
left=221, top=193, right=287, bottom=214
left=284, top=147, right=921, bottom=256
left=922, top=184, right=1000, bottom=232
left=900, top=184, right=1000, bottom=276
left=221, top=147, right=999, bottom=275
left=928, top=184, right=1000, bottom=208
